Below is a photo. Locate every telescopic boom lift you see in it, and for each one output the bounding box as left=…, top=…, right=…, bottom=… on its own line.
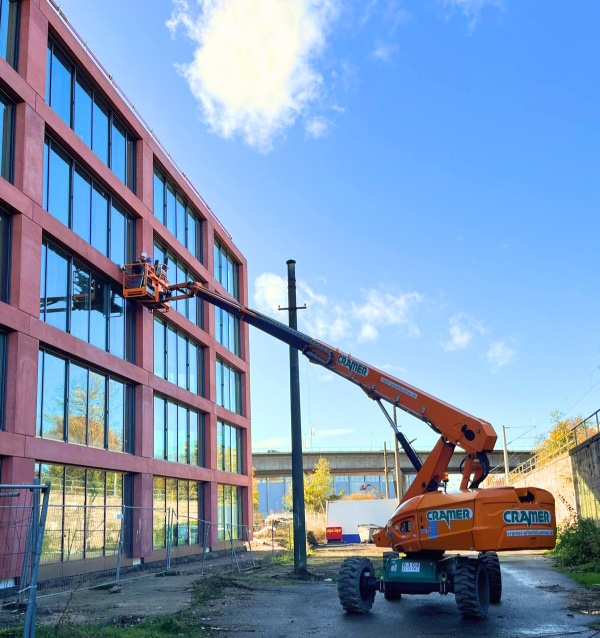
left=123, top=262, right=556, bottom=619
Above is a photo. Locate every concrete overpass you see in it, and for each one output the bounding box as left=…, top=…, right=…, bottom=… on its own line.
left=252, top=448, right=533, bottom=478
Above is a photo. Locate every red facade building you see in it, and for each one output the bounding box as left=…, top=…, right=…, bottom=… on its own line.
left=0, top=0, right=251, bottom=578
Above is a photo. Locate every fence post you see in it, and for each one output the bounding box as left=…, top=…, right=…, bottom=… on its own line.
left=228, top=526, right=240, bottom=573
left=18, top=506, right=34, bottom=605
left=115, top=505, right=125, bottom=586
left=245, top=526, right=255, bottom=568
left=166, top=508, right=172, bottom=572
left=201, top=521, right=209, bottom=576
left=24, top=483, right=50, bottom=638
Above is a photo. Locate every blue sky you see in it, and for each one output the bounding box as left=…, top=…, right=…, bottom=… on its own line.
left=58, top=0, right=600, bottom=456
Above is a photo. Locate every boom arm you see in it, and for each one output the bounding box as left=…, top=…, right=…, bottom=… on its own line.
left=189, top=283, right=497, bottom=500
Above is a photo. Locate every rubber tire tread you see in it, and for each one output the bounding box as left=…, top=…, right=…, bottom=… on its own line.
left=479, top=552, right=502, bottom=604
left=337, top=557, right=376, bottom=614
left=454, top=558, right=489, bottom=619
left=383, top=583, right=402, bottom=601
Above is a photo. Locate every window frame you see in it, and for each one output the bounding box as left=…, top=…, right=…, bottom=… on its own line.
left=40, top=237, right=135, bottom=362
left=46, top=37, right=137, bottom=192
left=37, top=349, right=134, bottom=453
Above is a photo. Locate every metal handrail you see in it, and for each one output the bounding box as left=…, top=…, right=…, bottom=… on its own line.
left=508, top=408, right=600, bottom=483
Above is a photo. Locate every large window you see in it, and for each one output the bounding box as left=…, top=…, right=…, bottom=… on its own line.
left=216, top=358, right=241, bottom=415
left=0, top=0, right=19, bottom=69
left=215, top=308, right=240, bottom=356
left=153, top=240, right=202, bottom=327
left=152, top=477, right=204, bottom=549
left=0, top=331, right=6, bottom=431
left=35, top=463, right=123, bottom=563
left=37, top=349, right=134, bottom=452
left=46, top=39, right=136, bottom=190
left=214, top=238, right=239, bottom=299
left=217, top=484, right=243, bottom=541
left=43, top=138, right=136, bottom=266
left=153, top=165, right=202, bottom=262
left=216, top=421, right=243, bottom=474
left=153, top=395, right=204, bottom=466
left=39, top=239, right=135, bottom=361
left=153, top=317, right=204, bottom=396
left=0, top=208, right=10, bottom=302
left=0, top=93, right=14, bottom=183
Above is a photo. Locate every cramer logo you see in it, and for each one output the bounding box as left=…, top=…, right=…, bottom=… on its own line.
left=426, top=508, right=473, bottom=528
left=503, top=510, right=551, bottom=527
left=337, top=355, right=368, bottom=377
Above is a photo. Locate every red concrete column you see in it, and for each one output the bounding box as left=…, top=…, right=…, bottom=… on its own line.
left=207, top=481, right=218, bottom=548
left=5, top=332, right=38, bottom=437
left=17, top=0, right=48, bottom=99
left=138, top=141, right=154, bottom=213
left=10, top=213, right=42, bottom=317
left=205, top=222, right=214, bottom=278
left=13, top=103, right=45, bottom=207
left=132, top=473, right=154, bottom=559
left=135, top=384, right=154, bottom=460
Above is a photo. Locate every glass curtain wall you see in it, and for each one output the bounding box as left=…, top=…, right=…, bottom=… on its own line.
left=215, top=308, right=240, bottom=356
left=153, top=240, right=202, bottom=326
left=39, top=239, right=135, bottom=362
left=35, top=463, right=123, bottom=563
left=37, top=349, right=133, bottom=452
left=43, top=138, right=135, bottom=266
left=216, top=358, right=241, bottom=415
left=153, top=165, right=202, bottom=262
left=46, top=38, right=136, bottom=190
left=0, top=0, right=20, bottom=69
left=214, top=238, right=239, bottom=299
left=153, top=317, right=204, bottom=395
left=0, top=92, right=14, bottom=182
left=216, top=420, right=243, bottom=474
left=152, top=477, right=204, bottom=549
left=153, top=395, right=204, bottom=466
left=0, top=208, right=10, bottom=303
left=217, top=484, right=243, bottom=541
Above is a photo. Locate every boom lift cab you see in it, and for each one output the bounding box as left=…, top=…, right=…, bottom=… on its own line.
left=121, top=265, right=556, bottom=619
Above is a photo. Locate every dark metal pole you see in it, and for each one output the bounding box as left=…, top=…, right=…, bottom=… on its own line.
left=287, top=260, right=307, bottom=573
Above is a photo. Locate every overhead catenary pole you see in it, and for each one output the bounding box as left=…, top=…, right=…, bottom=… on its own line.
left=286, top=260, right=307, bottom=573
left=393, top=406, right=402, bottom=503
left=383, top=442, right=389, bottom=499
left=502, top=425, right=510, bottom=486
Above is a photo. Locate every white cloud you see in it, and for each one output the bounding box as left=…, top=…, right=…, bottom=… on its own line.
left=305, top=116, right=329, bottom=139
left=440, top=0, right=502, bottom=29
left=379, top=363, right=407, bottom=374
left=486, top=340, right=515, bottom=371
left=372, top=42, right=398, bottom=63
left=167, top=0, right=340, bottom=152
left=353, top=290, right=423, bottom=343
left=254, top=274, right=422, bottom=345
left=443, top=313, right=486, bottom=351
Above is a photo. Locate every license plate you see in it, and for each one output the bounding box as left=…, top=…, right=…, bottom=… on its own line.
left=402, top=562, right=420, bottom=573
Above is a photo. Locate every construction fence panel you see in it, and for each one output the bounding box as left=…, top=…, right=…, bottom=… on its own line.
left=0, top=482, right=51, bottom=638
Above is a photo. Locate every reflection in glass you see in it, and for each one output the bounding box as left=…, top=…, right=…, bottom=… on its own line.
left=88, top=371, right=105, bottom=449
left=45, top=244, right=68, bottom=331
left=49, top=46, right=72, bottom=126
left=0, top=0, right=19, bottom=68
left=74, top=76, right=92, bottom=147
left=153, top=396, right=165, bottom=460
left=109, top=291, right=124, bottom=359
left=153, top=477, right=166, bottom=549
left=68, top=364, right=88, bottom=445
left=110, top=202, right=125, bottom=266
left=47, top=144, right=71, bottom=227
left=72, top=168, right=91, bottom=243
left=178, top=406, right=187, bottom=464
left=90, top=277, right=107, bottom=351
left=153, top=169, right=164, bottom=223
left=187, top=210, right=196, bottom=258
left=189, top=412, right=198, bottom=466
left=166, top=182, right=176, bottom=236
left=167, top=401, right=177, bottom=462
left=0, top=97, right=13, bottom=181
left=91, top=185, right=109, bottom=256
left=189, top=345, right=198, bottom=395
left=71, top=262, right=90, bottom=343
left=154, top=318, right=165, bottom=379
left=111, top=118, right=126, bottom=183
left=177, top=334, right=187, bottom=389
left=108, top=379, right=123, bottom=452
left=41, top=353, right=65, bottom=441
left=92, top=96, right=109, bottom=165
left=176, top=194, right=185, bottom=246
left=167, top=327, right=176, bottom=385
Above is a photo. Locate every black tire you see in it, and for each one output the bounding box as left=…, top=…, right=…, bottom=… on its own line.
left=454, top=558, right=490, bottom=619
left=337, top=557, right=377, bottom=614
left=479, top=552, right=502, bottom=604
left=383, top=582, right=402, bottom=601
left=382, top=551, right=399, bottom=570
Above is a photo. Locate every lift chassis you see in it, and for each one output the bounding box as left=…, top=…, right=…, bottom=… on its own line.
left=122, top=266, right=556, bottom=620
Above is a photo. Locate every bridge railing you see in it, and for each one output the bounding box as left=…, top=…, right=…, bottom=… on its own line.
left=508, top=408, right=600, bottom=484
left=252, top=445, right=532, bottom=455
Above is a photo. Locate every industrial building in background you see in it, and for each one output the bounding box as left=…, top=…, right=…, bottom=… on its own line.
left=0, top=0, right=251, bottom=581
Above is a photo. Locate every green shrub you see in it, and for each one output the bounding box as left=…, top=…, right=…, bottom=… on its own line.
left=553, top=519, right=600, bottom=570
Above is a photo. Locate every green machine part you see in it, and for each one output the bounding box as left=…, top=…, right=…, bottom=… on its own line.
left=383, top=556, right=459, bottom=595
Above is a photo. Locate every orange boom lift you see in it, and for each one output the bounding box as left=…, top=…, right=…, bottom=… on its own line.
left=123, top=261, right=555, bottom=619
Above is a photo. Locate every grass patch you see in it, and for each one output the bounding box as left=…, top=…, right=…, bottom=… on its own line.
left=557, top=568, right=600, bottom=589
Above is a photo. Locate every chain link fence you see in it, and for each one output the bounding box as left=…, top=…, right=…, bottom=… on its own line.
left=0, top=482, right=51, bottom=638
